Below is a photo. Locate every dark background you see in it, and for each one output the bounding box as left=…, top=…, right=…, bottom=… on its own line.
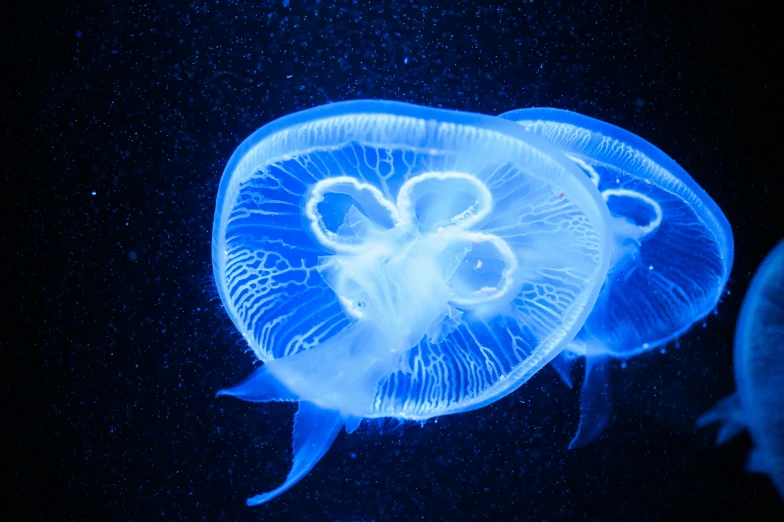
left=2, top=0, right=780, bottom=520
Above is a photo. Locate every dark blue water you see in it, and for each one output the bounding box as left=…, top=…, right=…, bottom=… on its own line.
left=3, top=1, right=779, bottom=520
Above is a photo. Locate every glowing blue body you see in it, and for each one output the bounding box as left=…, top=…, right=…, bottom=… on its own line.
left=698, top=239, right=784, bottom=500
left=212, top=100, right=613, bottom=504
left=500, top=108, right=734, bottom=448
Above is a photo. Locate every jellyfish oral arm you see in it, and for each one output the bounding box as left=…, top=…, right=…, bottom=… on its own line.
left=549, top=350, right=579, bottom=389
left=557, top=336, right=614, bottom=449
left=697, top=393, right=747, bottom=445
left=215, top=323, right=390, bottom=506
left=253, top=402, right=345, bottom=506
left=253, top=321, right=406, bottom=418
left=568, top=351, right=612, bottom=449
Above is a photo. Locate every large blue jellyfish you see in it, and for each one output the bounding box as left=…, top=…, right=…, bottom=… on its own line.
left=698, top=239, right=784, bottom=500
left=212, top=100, right=614, bottom=504
left=500, top=108, right=734, bottom=448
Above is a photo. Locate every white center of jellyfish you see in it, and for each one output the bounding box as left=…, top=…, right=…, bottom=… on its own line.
left=601, top=188, right=663, bottom=270
left=304, top=171, right=518, bottom=344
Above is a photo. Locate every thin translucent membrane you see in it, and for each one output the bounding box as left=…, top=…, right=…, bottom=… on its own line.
left=213, top=100, right=613, bottom=504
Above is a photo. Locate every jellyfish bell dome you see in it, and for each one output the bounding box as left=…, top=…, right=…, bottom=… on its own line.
left=699, top=238, right=784, bottom=500
left=500, top=107, right=734, bottom=448
left=213, top=100, right=613, bottom=504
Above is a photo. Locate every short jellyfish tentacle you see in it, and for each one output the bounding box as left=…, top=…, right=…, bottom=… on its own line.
left=245, top=401, right=345, bottom=506
left=549, top=350, right=580, bottom=389
left=568, top=348, right=612, bottom=450
left=216, top=365, right=298, bottom=403
left=218, top=321, right=411, bottom=505
left=697, top=393, right=746, bottom=445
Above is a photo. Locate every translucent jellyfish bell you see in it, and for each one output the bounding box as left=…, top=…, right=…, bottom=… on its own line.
left=500, top=108, right=734, bottom=448
left=698, top=239, right=784, bottom=500
left=213, top=100, right=613, bottom=505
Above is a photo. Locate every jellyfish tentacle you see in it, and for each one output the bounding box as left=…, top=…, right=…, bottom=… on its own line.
left=216, top=365, right=298, bottom=403
left=246, top=401, right=345, bottom=506
left=549, top=350, right=578, bottom=389
left=696, top=393, right=746, bottom=445
left=568, top=350, right=612, bottom=449
left=219, top=321, right=398, bottom=506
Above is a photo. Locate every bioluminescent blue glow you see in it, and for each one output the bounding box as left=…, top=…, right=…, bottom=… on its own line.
left=698, top=239, right=784, bottom=500
left=500, top=108, right=734, bottom=448
left=212, top=100, right=613, bottom=505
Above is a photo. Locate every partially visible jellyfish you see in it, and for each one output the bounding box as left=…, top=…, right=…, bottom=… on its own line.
left=500, top=108, right=734, bottom=448
left=213, top=100, right=614, bottom=505
left=698, top=239, right=784, bottom=500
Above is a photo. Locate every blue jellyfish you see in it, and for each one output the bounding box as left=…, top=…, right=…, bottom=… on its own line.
left=212, top=100, right=614, bottom=504
left=698, top=239, right=784, bottom=500
left=500, top=108, right=734, bottom=448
